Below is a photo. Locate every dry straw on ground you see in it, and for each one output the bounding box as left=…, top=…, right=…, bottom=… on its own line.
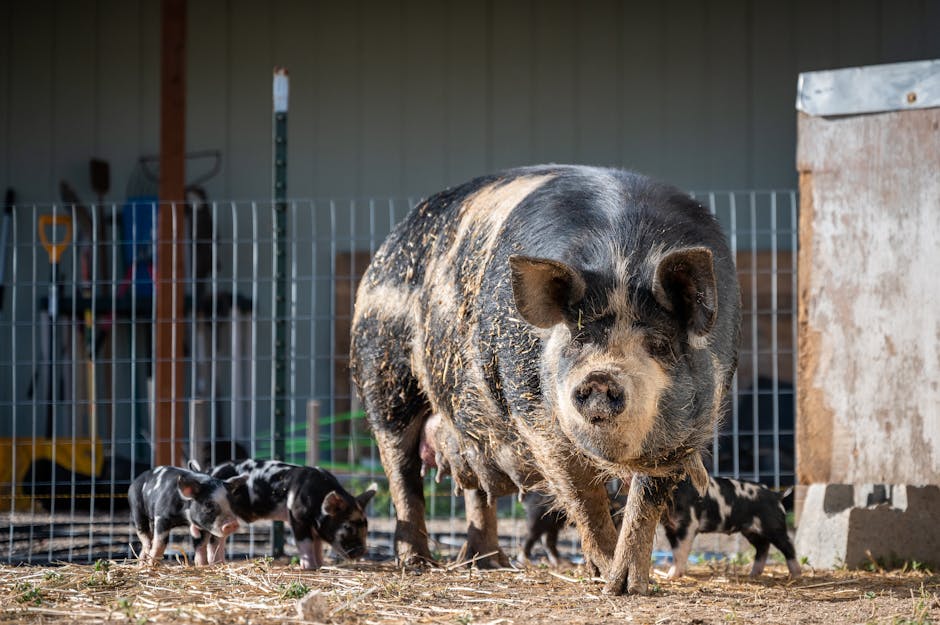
left=1, top=558, right=937, bottom=624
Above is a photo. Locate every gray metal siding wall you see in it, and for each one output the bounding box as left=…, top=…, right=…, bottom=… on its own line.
left=2, top=1, right=940, bottom=204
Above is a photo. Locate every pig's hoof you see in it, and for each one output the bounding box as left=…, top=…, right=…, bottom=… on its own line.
left=604, top=580, right=649, bottom=595
left=476, top=553, right=511, bottom=569
left=666, top=565, right=682, bottom=579
left=477, top=550, right=512, bottom=569
left=604, top=569, right=650, bottom=596
left=464, top=548, right=511, bottom=569
left=398, top=551, right=436, bottom=569
left=581, top=559, right=602, bottom=579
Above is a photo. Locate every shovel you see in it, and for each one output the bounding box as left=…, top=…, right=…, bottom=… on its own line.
left=38, top=214, right=73, bottom=436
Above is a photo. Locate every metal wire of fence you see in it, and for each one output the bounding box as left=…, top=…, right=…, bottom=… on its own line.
left=0, top=190, right=797, bottom=564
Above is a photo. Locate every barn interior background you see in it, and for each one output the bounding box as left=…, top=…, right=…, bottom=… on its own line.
left=1, top=0, right=938, bottom=564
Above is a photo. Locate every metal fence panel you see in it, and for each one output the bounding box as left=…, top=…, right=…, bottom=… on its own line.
left=0, top=191, right=796, bottom=564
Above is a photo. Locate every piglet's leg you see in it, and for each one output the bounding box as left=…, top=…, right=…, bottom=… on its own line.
left=463, top=489, right=510, bottom=568
left=209, top=536, right=227, bottom=564
left=519, top=532, right=537, bottom=566
left=543, top=528, right=561, bottom=568
left=606, top=474, right=677, bottom=595
left=666, top=523, right=696, bottom=579
left=191, top=525, right=210, bottom=566
left=767, top=528, right=801, bottom=578
left=747, top=536, right=770, bottom=577
left=295, top=536, right=324, bottom=570
left=148, top=517, right=172, bottom=564
left=135, top=531, right=153, bottom=565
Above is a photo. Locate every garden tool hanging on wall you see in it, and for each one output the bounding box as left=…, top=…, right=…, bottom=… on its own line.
left=38, top=213, right=72, bottom=436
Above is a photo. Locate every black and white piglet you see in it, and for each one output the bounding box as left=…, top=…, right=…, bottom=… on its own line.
left=661, top=476, right=801, bottom=579
left=127, top=466, right=247, bottom=565
left=519, top=492, right=567, bottom=566
left=519, top=489, right=627, bottom=567
left=200, top=459, right=377, bottom=569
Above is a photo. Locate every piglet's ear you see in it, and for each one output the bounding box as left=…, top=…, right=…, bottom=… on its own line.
left=224, top=474, right=249, bottom=491
left=652, top=247, right=718, bottom=338
left=187, top=459, right=203, bottom=473
left=356, top=482, right=378, bottom=508
left=509, top=255, right=586, bottom=329
left=322, top=491, right=348, bottom=516
left=177, top=474, right=201, bottom=500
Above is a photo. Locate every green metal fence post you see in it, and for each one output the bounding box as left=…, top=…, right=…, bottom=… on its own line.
left=271, top=66, right=289, bottom=558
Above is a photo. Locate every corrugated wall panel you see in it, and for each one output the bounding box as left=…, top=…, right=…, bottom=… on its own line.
left=2, top=0, right=940, bottom=201
left=703, top=0, right=750, bottom=190
left=360, top=1, right=404, bottom=198
left=402, top=0, right=448, bottom=196
left=97, top=0, right=146, bottom=199
left=489, top=0, right=535, bottom=172
left=227, top=0, right=273, bottom=200
left=187, top=0, right=230, bottom=195
left=444, top=2, right=489, bottom=186
left=574, top=1, right=621, bottom=167
left=620, top=2, right=665, bottom=180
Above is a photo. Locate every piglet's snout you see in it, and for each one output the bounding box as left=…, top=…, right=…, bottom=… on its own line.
left=572, top=371, right=626, bottom=424
left=220, top=518, right=240, bottom=536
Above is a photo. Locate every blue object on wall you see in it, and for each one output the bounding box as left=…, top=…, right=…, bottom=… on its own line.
left=121, top=196, right=158, bottom=297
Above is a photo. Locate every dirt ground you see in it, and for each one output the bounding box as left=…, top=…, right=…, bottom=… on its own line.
left=1, top=558, right=937, bottom=625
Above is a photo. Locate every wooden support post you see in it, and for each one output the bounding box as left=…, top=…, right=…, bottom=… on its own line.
left=154, top=0, right=187, bottom=468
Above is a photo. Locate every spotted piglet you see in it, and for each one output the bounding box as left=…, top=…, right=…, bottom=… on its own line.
left=127, top=466, right=247, bottom=565
left=519, top=492, right=568, bottom=567
left=661, top=476, right=801, bottom=579
left=204, top=459, right=377, bottom=569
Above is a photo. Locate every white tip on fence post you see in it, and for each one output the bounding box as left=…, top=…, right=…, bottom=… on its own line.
left=274, top=67, right=289, bottom=113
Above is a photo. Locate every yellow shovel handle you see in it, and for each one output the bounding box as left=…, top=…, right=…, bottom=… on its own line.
left=38, top=214, right=73, bottom=264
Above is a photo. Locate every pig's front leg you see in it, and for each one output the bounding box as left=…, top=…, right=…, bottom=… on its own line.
left=463, top=489, right=510, bottom=568
left=605, top=474, right=677, bottom=595
left=546, top=456, right=618, bottom=576
left=569, top=483, right=619, bottom=576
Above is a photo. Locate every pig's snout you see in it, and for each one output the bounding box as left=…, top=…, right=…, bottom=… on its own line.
left=220, top=519, right=240, bottom=536
left=572, top=371, right=625, bottom=423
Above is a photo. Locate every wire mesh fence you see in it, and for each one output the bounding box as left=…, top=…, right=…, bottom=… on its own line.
left=0, top=190, right=797, bottom=564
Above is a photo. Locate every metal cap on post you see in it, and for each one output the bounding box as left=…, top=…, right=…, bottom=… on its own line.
left=271, top=66, right=289, bottom=558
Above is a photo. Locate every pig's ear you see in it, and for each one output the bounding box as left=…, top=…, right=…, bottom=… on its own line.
left=652, top=247, right=717, bottom=337
left=224, top=474, right=249, bottom=491
left=509, top=255, right=586, bottom=329
left=322, top=491, right=348, bottom=516
left=177, top=474, right=202, bottom=500
left=187, top=459, right=203, bottom=473
left=356, top=482, right=378, bottom=508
